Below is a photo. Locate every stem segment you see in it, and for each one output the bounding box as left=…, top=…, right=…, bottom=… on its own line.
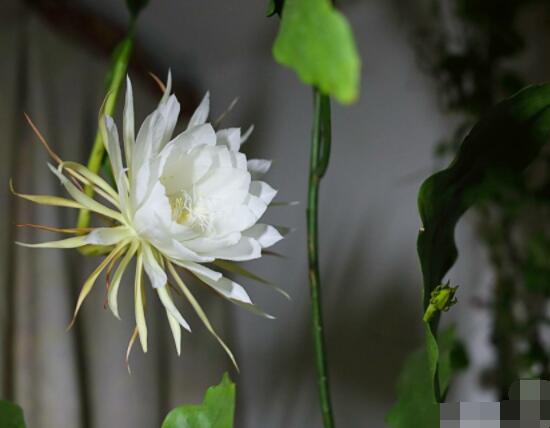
left=307, top=88, right=335, bottom=428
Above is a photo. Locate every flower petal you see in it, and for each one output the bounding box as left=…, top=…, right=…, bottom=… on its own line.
left=101, top=117, right=129, bottom=213
left=242, top=224, right=283, bottom=248
left=108, top=240, right=139, bottom=319
left=10, top=180, right=83, bottom=209
left=48, top=164, right=125, bottom=223
left=134, top=252, right=148, bottom=353
left=250, top=181, right=277, bottom=205
left=216, top=128, right=241, bottom=152
left=169, top=259, right=223, bottom=281
left=247, top=159, right=272, bottom=179
left=69, top=241, right=127, bottom=328
left=84, top=226, right=132, bottom=246
left=141, top=244, right=167, bottom=289
left=213, top=259, right=290, bottom=300
left=207, top=236, right=262, bottom=261
left=167, top=261, right=238, bottom=370
left=192, top=271, right=252, bottom=304
left=166, top=311, right=181, bottom=356
left=157, top=285, right=191, bottom=332
left=187, top=92, right=209, bottom=129
left=16, top=235, right=89, bottom=249
left=123, top=76, right=135, bottom=168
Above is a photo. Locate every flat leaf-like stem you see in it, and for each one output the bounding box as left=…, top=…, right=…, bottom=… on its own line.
left=389, top=85, right=550, bottom=428
left=162, top=373, right=235, bottom=428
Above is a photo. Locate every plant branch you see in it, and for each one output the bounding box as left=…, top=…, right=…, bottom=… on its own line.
left=307, top=88, right=335, bottom=428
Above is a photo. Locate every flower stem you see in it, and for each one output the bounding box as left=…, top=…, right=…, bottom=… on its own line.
left=76, top=26, right=135, bottom=230
left=307, top=88, right=335, bottom=428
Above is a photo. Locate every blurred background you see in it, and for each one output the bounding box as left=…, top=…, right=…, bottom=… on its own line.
left=2, top=0, right=550, bottom=427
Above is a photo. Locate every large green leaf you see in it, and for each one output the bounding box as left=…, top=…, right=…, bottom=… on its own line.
left=389, top=85, right=550, bottom=427
left=418, top=85, right=550, bottom=311
left=162, top=374, right=235, bottom=428
left=387, top=327, right=465, bottom=428
left=0, top=401, right=26, bottom=428
left=272, top=0, right=360, bottom=104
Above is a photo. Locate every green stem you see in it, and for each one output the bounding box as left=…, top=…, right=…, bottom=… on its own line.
left=76, top=24, right=135, bottom=230
left=307, top=88, right=335, bottom=428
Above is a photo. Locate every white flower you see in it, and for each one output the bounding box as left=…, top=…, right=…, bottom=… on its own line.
left=14, top=73, right=287, bottom=368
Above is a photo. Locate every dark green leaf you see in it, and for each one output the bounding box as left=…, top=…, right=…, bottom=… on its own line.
left=272, top=0, right=360, bottom=104
left=266, top=0, right=284, bottom=17
left=416, top=84, right=550, bottom=408
left=387, top=327, right=465, bottom=428
left=418, top=85, right=550, bottom=308
left=162, top=373, right=235, bottom=428
left=0, top=401, right=26, bottom=428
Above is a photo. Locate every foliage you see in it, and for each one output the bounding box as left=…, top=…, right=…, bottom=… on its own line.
left=162, top=374, right=235, bottom=428
left=387, top=327, right=467, bottom=428
left=272, top=0, right=360, bottom=104
left=0, top=401, right=26, bottom=428
left=414, top=0, right=550, bottom=397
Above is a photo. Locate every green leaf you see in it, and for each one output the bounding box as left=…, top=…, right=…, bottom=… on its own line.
left=272, top=0, right=360, bottom=104
left=414, top=84, right=550, bottom=409
left=387, top=327, right=466, bottom=428
left=0, top=401, right=27, bottom=428
left=418, top=84, right=550, bottom=310
left=162, top=373, right=235, bottom=428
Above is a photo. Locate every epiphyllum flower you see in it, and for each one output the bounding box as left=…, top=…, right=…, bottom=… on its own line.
left=14, top=73, right=286, bottom=367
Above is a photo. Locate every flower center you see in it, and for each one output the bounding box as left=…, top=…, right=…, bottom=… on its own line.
left=169, top=189, right=212, bottom=232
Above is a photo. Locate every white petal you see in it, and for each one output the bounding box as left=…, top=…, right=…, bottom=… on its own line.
left=157, top=285, right=191, bottom=332
left=193, top=272, right=252, bottom=304
left=216, top=128, right=241, bottom=152
left=166, top=311, right=181, bottom=355
left=247, top=159, right=272, bottom=179
left=170, top=260, right=223, bottom=281
left=208, top=237, right=262, bottom=261
left=165, top=123, right=216, bottom=155
left=242, top=224, right=283, bottom=248
left=241, top=125, right=254, bottom=144
left=159, top=70, right=172, bottom=105
left=102, top=116, right=124, bottom=181
left=155, top=238, right=215, bottom=263
left=183, top=233, right=241, bottom=254
left=187, top=92, right=209, bottom=129
left=134, top=253, right=148, bottom=352
left=84, top=226, right=132, bottom=246
left=250, top=181, right=277, bottom=205
left=108, top=240, right=138, bottom=319
left=123, top=76, right=135, bottom=168
left=141, top=244, right=167, bottom=289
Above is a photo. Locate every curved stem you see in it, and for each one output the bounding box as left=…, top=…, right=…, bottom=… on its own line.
left=307, top=88, right=335, bottom=428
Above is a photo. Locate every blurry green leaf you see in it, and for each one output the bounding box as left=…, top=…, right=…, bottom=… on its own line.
left=387, top=327, right=465, bottom=428
left=162, top=373, right=235, bottom=428
left=126, top=0, right=149, bottom=18
left=272, top=0, right=360, bottom=104
left=0, top=401, right=26, bottom=428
